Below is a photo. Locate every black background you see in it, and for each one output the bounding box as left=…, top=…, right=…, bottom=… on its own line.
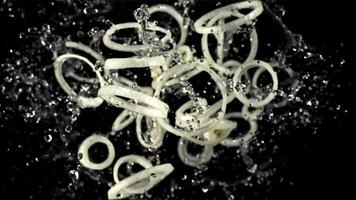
left=0, top=0, right=354, bottom=199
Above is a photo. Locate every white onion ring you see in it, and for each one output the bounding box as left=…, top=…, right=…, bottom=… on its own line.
left=194, top=1, right=263, bottom=34
left=78, top=134, right=115, bottom=170
left=98, top=85, right=169, bottom=118
left=233, top=60, right=278, bottom=108
left=112, top=110, right=137, bottom=132
left=103, top=22, right=172, bottom=52
left=136, top=115, right=165, bottom=149
left=153, top=62, right=228, bottom=137
left=54, top=53, right=105, bottom=108
left=149, top=4, right=188, bottom=46
left=201, top=10, right=258, bottom=76
left=108, top=156, right=174, bottom=199
left=177, top=137, right=214, bottom=167
left=251, top=63, right=298, bottom=108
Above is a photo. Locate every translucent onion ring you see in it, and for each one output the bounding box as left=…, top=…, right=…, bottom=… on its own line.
left=136, top=115, right=165, bottom=149
left=153, top=62, right=228, bottom=137
left=149, top=4, right=188, bottom=46
left=251, top=63, right=299, bottom=108
left=54, top=53, right=105, bottom=108
left=112, top=155, right=153, bottom=184
left=65, top=41, right=105, bottom=63
left=220, top=112, right=258, bottom=147
left=194, top=1, right=263, bottom=34
left=78, top=134, right=115, bottom=170
left=202, top=28, right=258, bottom=76
left=103, top=22, right=172, bottom=52
left=233, top=60, right=278, bottom=108
left=108, top=162, right=174, bottom=199
left=177, top=137, right=214, bottom=167
left=112, top=110, right=136, bottom=132
left=64, top=41, right=105, bottom=84
left=98, top=85, right=169, bottom=118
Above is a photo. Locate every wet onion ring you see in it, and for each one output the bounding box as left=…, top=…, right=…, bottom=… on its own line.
left=108, top=164, right=174, bottom=199
left=149, top=4, right=188, bottom=46
left=112, top=110, right=137, bottom=132
left=201, top=13, right=258, bottom=75
left=98, top=85, right=169, bottom=118
left=78, top=134, right=115, bottom=170
left=177, top=137, right=214, bottom=167
left=233, top=60, right=278, bottom=108
left=153, top=62, right=228, bottom=137
left=194, top=1, right=263, bottom=34
left=136, top=115, right=165, bottom=149
left=54, top=53, right=105, bottom=108
left=220, top=112, right=258, bottom=147
left=103, top=22, right=172, bottom=52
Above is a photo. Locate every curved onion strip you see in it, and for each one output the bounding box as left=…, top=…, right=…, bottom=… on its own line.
left=103, top=22, right=172, bottom=52
left=136, top=115, right=165, bottom=149
left=64, top=41, right=105, bottom=84
left=98, top=85, right=169, bottom=118
left=201, top=12, right=258, bottom=76
left=113, top=155, right=153, bottom=184
left=175, top=97, right=208, bottom=129
left=65, top=41, right=105, bottom=63
left=233, top=60, right=278, bottom=108
left=177, top=137, right=214, bottom=167
left=104, top=55, right=166, bottom=70
left=153, top=62, right=227, bottom=137
left=149, top=4, right=188, bottom=46
left=108, top=163, right=174, bottom=199
left=112, top=110, right=137, bottom=132
left=54, top=53, right=105, bottom=108
left=78, top=134, right=115, bottom=170
left=251, top=63, right=298, bottom=108
left=194, top=1, right=263, bottom=34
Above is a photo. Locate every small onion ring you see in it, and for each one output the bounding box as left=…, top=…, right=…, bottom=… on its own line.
left=177, top=137, right=214, bottom=167
left=113, top=155, right=153, bottom=184
left=251, top=63, right=298, bottom=108
left=233, top=60, right=278, bottom=108
left=108, top=161, right=174, bottom=199
left=78, top=134, right=115, bottom=170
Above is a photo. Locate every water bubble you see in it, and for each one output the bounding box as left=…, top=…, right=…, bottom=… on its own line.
left=134, top=4, right=150, bottom=22
left=44, top=134, right=52, bottom=143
